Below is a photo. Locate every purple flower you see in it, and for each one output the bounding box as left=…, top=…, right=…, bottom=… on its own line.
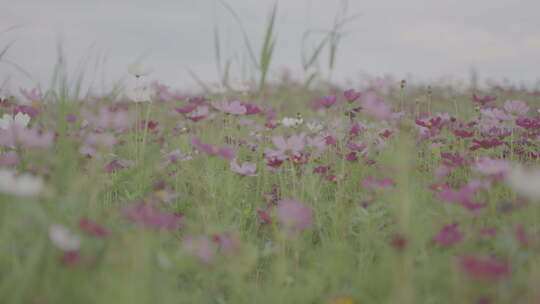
left=432, top=222, right=462, bottom=246
left=361, top=94, right=392, bottom=120
left=230, top=159, right=257, bottom=176
left=212, top=99, right=247, bottom=115
left=344, top=89, right=361, bottom=102
left=504, top=100, right=529, bottom=117
left=123, top=203, right=182, bottom=231
left=277, top=199, right=313, bottom=236
left=473, top=157, right=509, bottom=178
left=264, top=134, right=306, bottom=159
left=472, top=94, right=496, bottom=105
left=314, top=95, right=337, bottom=108
left=19, top=87, right=42, bottom=103
left=190, top=137, right=236, bottom=160
left=79, top=217, right=109, bottom=239
left=458, top=254, right=510, bottom=281
left=104, top=159, right=134, bottom=173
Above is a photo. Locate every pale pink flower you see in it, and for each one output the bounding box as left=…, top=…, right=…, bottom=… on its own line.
left=504, top=100, right=529, bottom=117
left=212, top=99, right=247, bottom=115
left=277, top=199, right=313, bottom=237
left=230, top=159, right=257, bottom=176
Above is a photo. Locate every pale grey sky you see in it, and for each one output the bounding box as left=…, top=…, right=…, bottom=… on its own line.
left=1, top=0, right=540, bottom=93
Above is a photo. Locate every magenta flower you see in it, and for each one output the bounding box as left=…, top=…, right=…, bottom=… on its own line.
left=469, top=138, right=503, bottom=151
left=344, top=89, right=361, bottom=102
left=432, top=222, right=462, bottom=246
left=314, top=95, right=337, bottom=108
left=183, top=235, right=215, bottom=265
left=504, top=100, right=529, bottom=117
left=277, top=199, right=313, bottom=236
left=481, top=108, right=513, bottom=121
left=190, top=137, right=236, bottom=160
left=212, top=99, right=247, bottom=115
left=104, top=159, right=134, bottom=173
left=472, top=94, right=496, bottom=105
left=458, top=254, right=510, bottom=281
left=230, top=159, right=257, bottom=176
left=123, top=203, right=182, bottom=231
left=175, top=105, right=197, bottom=114
left=79, top=217, right=109, bottom=239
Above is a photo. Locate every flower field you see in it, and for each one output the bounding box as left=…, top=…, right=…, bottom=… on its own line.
left=1, top=74, right=540, bottom=303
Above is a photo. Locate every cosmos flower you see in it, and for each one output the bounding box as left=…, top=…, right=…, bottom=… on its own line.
left=212, top=99, right=247, bottom=115
left=281, top=116, right=303, bottom=128
left=123, top=203, right=182, bottom=231
left=276, top=199, right=313, bottom=237
left=230, top=159, right=257, bottom=176
left=0, top=169, right=43, bottom=197
left=457, top=254, right=510, bottom=281
left=79, top=217, right=109, bottom=239
left=432, top=222, right=463, bottom=246
left=504, top=100, right=529, bottom=117
left=506, top=164, right=540, bottom=200
left=49, top=225, right=82, bottom=251
left=0, top=112, right=30, bottom=130
left=361, top=94, right=392, bottom=120
left=473, top=157, right=509, bottom=178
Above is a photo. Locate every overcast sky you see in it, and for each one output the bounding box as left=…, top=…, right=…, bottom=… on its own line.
left=1, top=0, right=540, bottom=93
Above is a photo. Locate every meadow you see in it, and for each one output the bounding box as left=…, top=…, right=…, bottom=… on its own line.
left=2, top=6, right=540, bottom=303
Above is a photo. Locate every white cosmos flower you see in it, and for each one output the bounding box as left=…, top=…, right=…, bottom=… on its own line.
left=306, top=121, right=323, bottom=133
left=506, top=164, right=540, bottom=200
left=281, top=117, right=304, bottom=128
left=0, top=169, right=43, bottom=197
left=125, top=87, right=153, bottom=103
left=128, top=62, right=154, bottom=78
left=0, top=112, right=30, bottom=130
left=49, top=225, right=81, bottom=251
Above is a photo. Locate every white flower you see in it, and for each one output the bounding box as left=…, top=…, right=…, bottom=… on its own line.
left=128, top=62, right=153, bottom=78
left=125, top=87, right=153, bottom=103
left=49, top=225, right=81, bottom=251
left=306, top=121, right=323, bottom=133
left=506, top=164, right=540, bottom=200
left=0, top=112, right=30, bottom=130
left=0, top=169, right=43, bottom=197
left=281, top=117, right=303, bottom=128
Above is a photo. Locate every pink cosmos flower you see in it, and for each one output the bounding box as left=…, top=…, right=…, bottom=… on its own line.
left=481, top=108, right=513, bottom=121
left=504, top=100, right=529, bottom=117
left=0, top=126, right=54, bottom=149
left=212, top=233, right=241, bottom=255
left=183, top=235, right=215, bottom=265
left=79, top=217, right=109, bottom=238
left=104, top=159, right=134, bottom=173
left=362, top=94, right=392, bottom=120
left=314, top=95, right=337, bottom=108
left=190, top=137, right=236, bottom=160
left=432, top=222, right=462, bottom=246
left=277, top=199, right=313, bottom=237
left=187, top=105, right=209, bottom=121
left=19, top=87, right=42, bottom=103
left=123, top=203, right=182, bottom=231
left=230, top=159, right=257, bottom=176
left=212, top=99, right=247, bottom=115
left=344, top=89, right=361, bottom=102
left=472, top=94, right=496, bottom=105
left=473, top=157, right=509, bottom=178
left=264, top=134, right=306, bottom=159
left=458, top=254, right=510, bottom=281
